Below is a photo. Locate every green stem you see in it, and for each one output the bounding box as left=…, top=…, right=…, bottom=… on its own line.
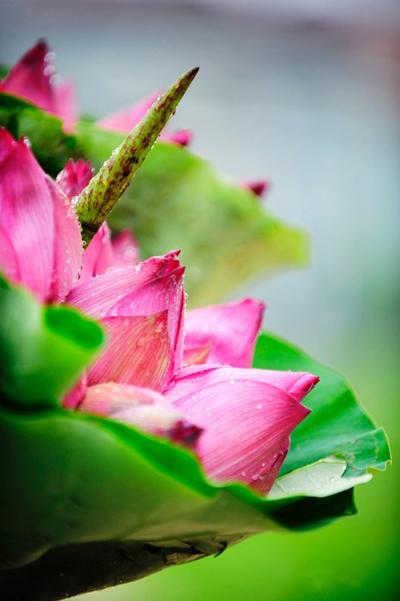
left=75, top=67, right=199, bottom=244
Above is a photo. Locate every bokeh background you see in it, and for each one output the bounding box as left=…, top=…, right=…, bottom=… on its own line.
left=1, top=1, right=398, bottom=599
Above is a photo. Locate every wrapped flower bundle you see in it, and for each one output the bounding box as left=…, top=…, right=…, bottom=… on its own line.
left=0, top=43, right=390, bottom=601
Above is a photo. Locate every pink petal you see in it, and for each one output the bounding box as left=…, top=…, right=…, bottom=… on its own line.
left=56, top=159, right=94, bottom=200
left=87, top=312, right=173, bottom=391
left=244, top=180, right=270, bottom=198
left=97, top=91, right=191, bottom=147
left=47, top=177, right=82, bottom=302
left=53, top=81, right=78, bottom=133
left=1, top=41, right=77, bottom=130
left=160, top=129, right=193, bottom=146
left=0, top=128, right=16, bottom=161
left=167, top=365, right=319, bottom=404
left=80, top=227, right=140, bottom=284
left=183, top=344, right=211, bottom=366
left=257, top=370, right=320, bottom=402
left=112, top=230, right=139, bottom=266
left=2, top=41, right=54, bottom=113
left=165, top=366, right=317, bottom=495
left=0, top=129, right=54, bottom=299
left=97, top=91, right=161, bottom=133
left=80, top=223, right=114, bottom=283
left=63, top=375, right=87, bottom=409
left=108, top=264, right=184, bottom=318
left=68, top=251, right=184, bottom=363
left=68, top=251, right=180, bottom=315
left=0, top=129, right=82, bottom=301
left=184, top=298, right=265, bottom=368
left=108, top=264, right=185, bottom=375
left=0, top=223, right=20, bottom=282
left=79, top=382, right=201, bottom=447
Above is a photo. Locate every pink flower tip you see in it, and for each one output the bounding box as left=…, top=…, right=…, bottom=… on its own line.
left=184, top=297, right=265, bottom=369
left=245, top=180, right=270, bottom=198
left=166, top=365, right=317, bottom=495
left=287, top=373, right=319, bottom=401
left=166, top=129, right=193, bottom=147
left=56, top=159, right=94, bottom=200
left=167, top=420, right=203, bottom=448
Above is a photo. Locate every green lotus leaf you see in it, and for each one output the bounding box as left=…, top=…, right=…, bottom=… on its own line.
left=253, top=333, right=390, bottom=480
left=0, top=93, right=80, bottom=175
left=0, top=275, right=104, bottom=407
left=0, top=280, right=389, bottom=597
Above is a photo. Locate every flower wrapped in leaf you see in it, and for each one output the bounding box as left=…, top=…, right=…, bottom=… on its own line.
left=0, top=125, right=316, bottom=495
left=0, top=59, right=390, bottom=601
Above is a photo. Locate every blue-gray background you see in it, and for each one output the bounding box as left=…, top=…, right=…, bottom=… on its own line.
left=1, top=1, right=398, bottom=599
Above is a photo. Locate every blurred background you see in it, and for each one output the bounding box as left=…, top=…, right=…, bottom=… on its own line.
left=0, top=1, right=398, bottom=599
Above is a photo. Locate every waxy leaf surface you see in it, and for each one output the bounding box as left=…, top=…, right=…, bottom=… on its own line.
left=0, top=275, right=104, bottom=407
left=254, top=333, right=390, bottom=481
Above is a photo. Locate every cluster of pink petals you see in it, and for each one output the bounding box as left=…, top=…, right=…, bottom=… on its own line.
left=0, top=134, right=317, bottom=494
left=0, top=126, right=318, bottom=495
left=1, top=41, right=269, bottom=198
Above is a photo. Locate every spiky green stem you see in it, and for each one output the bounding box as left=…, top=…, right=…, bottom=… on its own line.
left=75, top=67, right=199, bottom=244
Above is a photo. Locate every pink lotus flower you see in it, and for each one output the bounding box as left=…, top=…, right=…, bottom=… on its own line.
left=165, top=366, right=315, bottom=494
left=184, top=298, right=265, bottom=367
left=0, top=127, right=318, bottom=495
left=0, top=41, right=189, bottom=145
left=0, top=128, right=81, bottom=301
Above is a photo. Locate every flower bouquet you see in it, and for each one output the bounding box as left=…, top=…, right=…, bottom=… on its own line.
left=0, top=43, right=390, bottom=601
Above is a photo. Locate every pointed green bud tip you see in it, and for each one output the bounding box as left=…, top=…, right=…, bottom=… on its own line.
left=75, top=66, right=200, bottom=244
